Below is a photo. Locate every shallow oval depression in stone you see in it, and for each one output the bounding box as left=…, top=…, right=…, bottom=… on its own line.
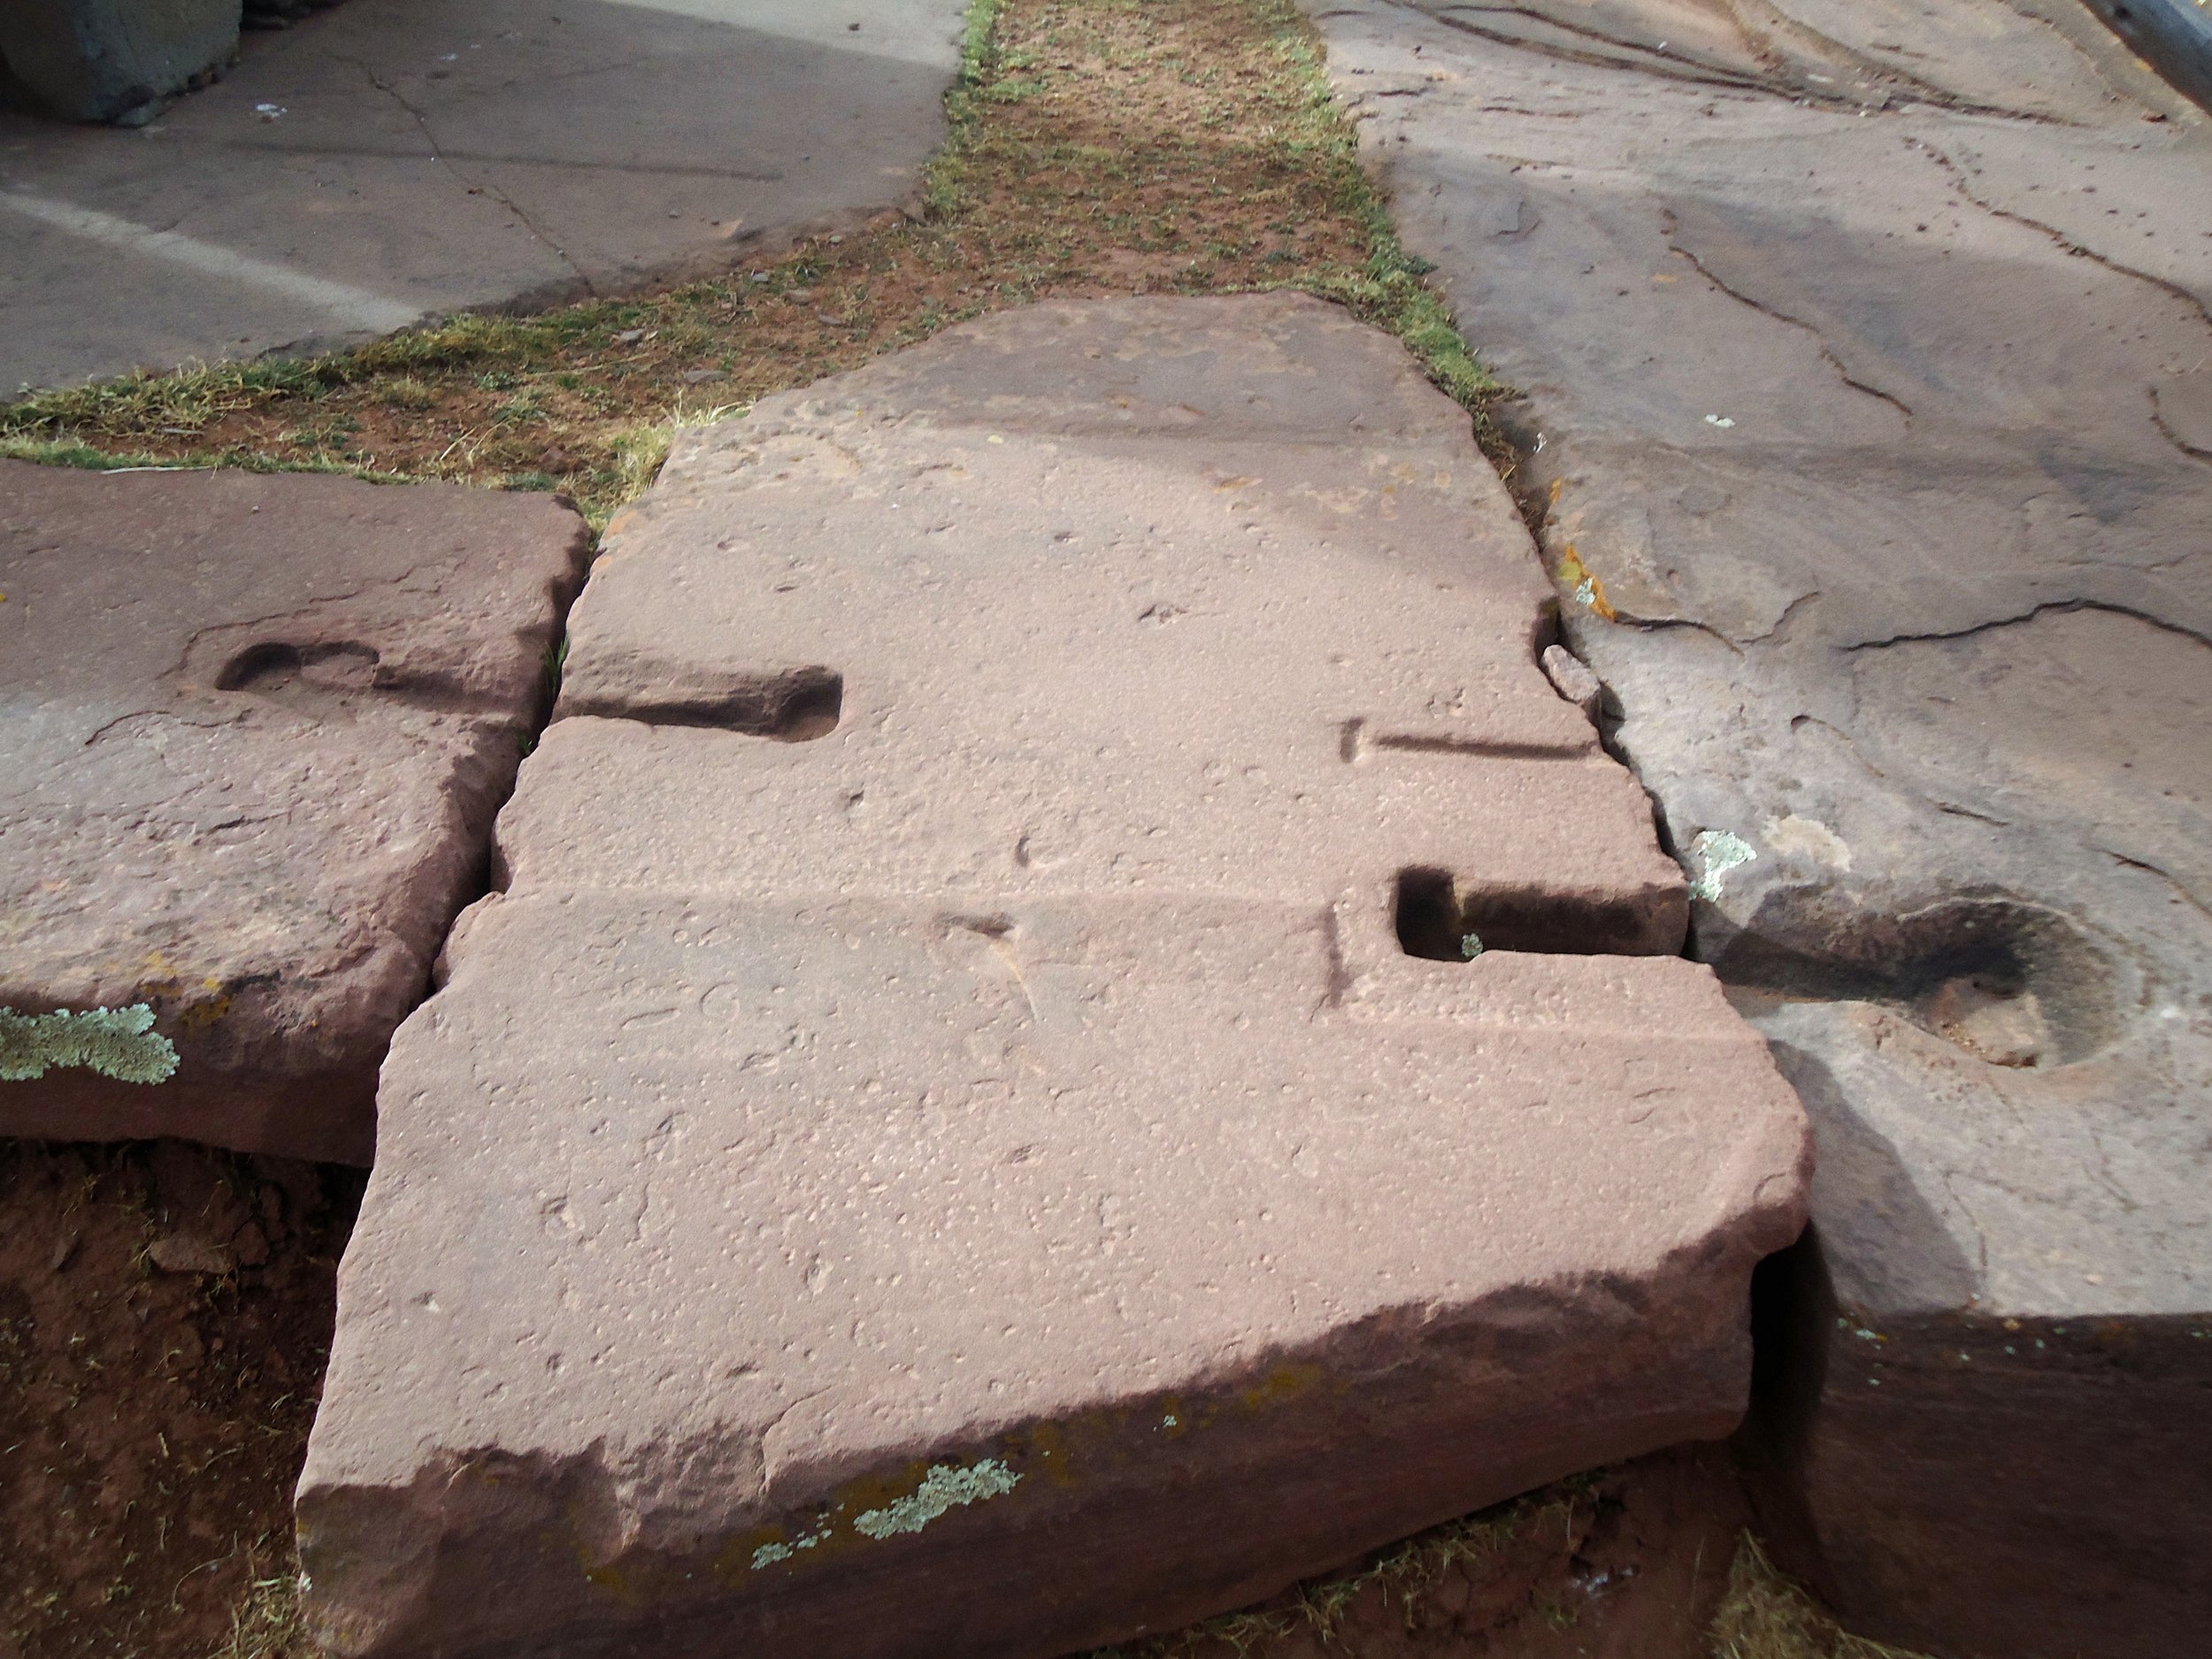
left=0, top=462, right=592, bottom=1161
left=297, top=296, right=1811, bottom=1659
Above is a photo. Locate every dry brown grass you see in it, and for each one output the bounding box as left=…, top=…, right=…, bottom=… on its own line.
left=1710, top=1534, right=1934, bottom=1659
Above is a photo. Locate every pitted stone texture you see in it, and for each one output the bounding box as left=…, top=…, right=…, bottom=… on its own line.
left=1300, top=4, right=2212, bottom=1653
left=540, top=298, right=1683, bottom=948
left=298, top=296, right=1810, bottom=1659
left=0, top=462, right=590, bottom=1162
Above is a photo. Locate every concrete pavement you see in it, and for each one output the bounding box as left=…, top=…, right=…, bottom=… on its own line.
left=0, top=0, right=966, bottom=395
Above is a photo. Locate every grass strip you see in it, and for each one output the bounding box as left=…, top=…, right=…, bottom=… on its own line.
left=1, top=0, right=1509, bottom=531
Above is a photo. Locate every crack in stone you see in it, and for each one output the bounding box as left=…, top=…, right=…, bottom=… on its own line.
left=344, top=58, right=596, bottom=298
left=1933, top=799, right=2010, bottom=826
left=1402, top=0, right=2071, bottom=119
left=2099, top=848, right=2212, bottom=922
left=1409, top=1, right=1776, bottom=97
left=1920, top=144, right=2212, bottom=340
left=1742, top=588, right=1825, bottom=645
left=2150, top=390, right=2212, bottom=465
left=1789, top=712, right=1892, bottom=780
left=207, top=138, right=787, bottom=183
left=1840, top=598, right=2212, bottom=654
left=1663, top=225, right=1916, bottom=425
left=1717, top=0, right=2078, bottom=123
left=1598, top=607, right=1749, bottom=654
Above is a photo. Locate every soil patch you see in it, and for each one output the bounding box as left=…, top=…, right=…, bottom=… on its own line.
left=0, top=1141, right=363, bottom=1659
left=1094, top=1448, right=1750, bottom=1659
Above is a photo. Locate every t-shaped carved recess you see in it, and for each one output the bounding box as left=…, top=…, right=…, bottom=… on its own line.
left=299, top=296, right=1809, bottom=1659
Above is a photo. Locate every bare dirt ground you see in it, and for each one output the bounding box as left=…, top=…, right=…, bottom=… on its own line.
left=0, top=1142, right=362, bottom=1659
left=2, top=3, right=1929, bottom=1656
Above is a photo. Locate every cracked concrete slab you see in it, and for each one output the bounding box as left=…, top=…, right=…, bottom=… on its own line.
left=0, top=461, right=589, bottom=1161
left=296, top=295, right=1811, bottom=1659
left=1299, top=1, right=2212, bottom=1652
left=0, top=0, right=966, bottom=394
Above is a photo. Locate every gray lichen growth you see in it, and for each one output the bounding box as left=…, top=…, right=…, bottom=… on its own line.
left=751, top=1518, right=832, bottom=1571
left=853, top=1459, right=1019, bottom=1540
left=0, top=1004, right=179, bottom=1084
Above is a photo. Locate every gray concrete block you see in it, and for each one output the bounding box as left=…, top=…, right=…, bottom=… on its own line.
left=2, top=0, right=241, bottom=123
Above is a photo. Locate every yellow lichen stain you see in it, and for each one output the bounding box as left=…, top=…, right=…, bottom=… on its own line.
left=839, top=1459, right=936, bottom=1517
left=1239, top=1362, right=1325, bottom=1412
left=551, top=1501, right=641, bottom=1605
left=1004, top=1418, right=1079, bottom=1489
left=1548, top=477, right=1565, bottom=508
left=1554, top=544, right=1617, bottom=621
left=177, top=991, right=232, bottom=1031
left=582, top=1560, right=635, bottom=1599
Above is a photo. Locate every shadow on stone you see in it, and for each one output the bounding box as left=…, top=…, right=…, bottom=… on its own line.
left=1708, top=892, right=2122, bottom=1070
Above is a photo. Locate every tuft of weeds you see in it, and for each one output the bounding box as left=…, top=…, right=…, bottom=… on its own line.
left=207, top=1540, right=311, bottom=1659
left=1709, top=1532, right=1934, bottom=1659
left=0, top=0, right=1514, bottom=532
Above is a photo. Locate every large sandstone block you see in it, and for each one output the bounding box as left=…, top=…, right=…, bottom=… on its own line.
left=298, top=296, right=1810, bottom=1659
left=1298, top=3, right=2212, bottom=1652
left=0, top=463, right=591, bottom=1162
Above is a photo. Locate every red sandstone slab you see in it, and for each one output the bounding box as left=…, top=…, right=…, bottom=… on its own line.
left=298, top=296, right=1809, bottom=1659
left=0, top=464, right=590, bottom=1162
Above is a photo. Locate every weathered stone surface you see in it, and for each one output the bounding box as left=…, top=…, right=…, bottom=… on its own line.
left=0, top=0, right=968, bottom=393
left=1540, top=643, right=1601, bottom=723
left=1300, top=3, right=2212, bottom=1653
left=1, top=0, right=239, bottom=123
left=0, top=462, right=590, bottom=1162
left=298, top=296, right=1810, bottom=1659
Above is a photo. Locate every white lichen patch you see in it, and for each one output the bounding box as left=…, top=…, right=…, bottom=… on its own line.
left=1763, top=813, right=1851, bottom=871
left=853, top=1459, right=1019, bottom=1541
left=0, top=1004, right=178, bottom=1084
left=1687, top=830, right=1757, bottom=903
